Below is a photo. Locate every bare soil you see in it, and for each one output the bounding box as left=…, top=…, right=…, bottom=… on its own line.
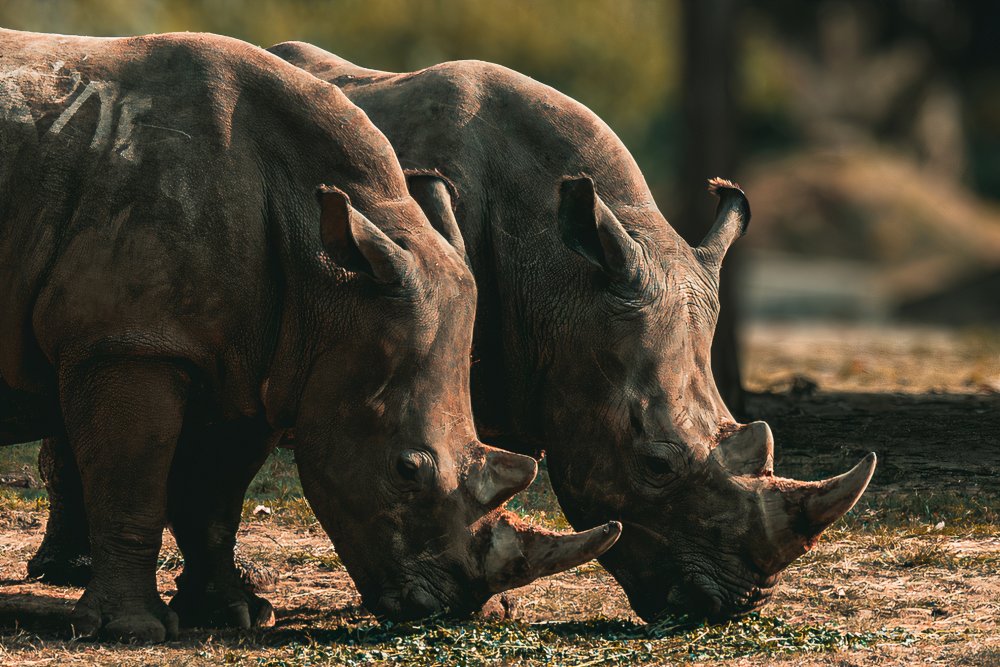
left=0, top=323, right=996, bottom=665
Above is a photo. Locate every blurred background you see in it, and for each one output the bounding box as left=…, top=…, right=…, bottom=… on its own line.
left=2, top=0, right=998, bottom=408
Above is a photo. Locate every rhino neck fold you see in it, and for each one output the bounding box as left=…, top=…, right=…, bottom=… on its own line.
left=256, top=188, right=323, bottom=430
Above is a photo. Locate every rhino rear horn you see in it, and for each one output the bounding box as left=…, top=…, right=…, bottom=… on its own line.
left=316, top=185, right=412, bottom=284
left=714, top=421, right=774, bottom=476
left=695, top=177, right=751, bottom=270
left=760, top=453, right=877, bottom=572
left=558, top=176, right=642, bottom=283
left=407, top=174, right=467, bottom=258
left=466, top=445, right=538, bottom=511
left=481, top=512, right=622, bottom=592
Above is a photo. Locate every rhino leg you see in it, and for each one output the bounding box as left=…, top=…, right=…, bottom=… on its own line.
left=28, top=435, right=92, bottom=586
left=29, top=437, right=275, bottom=593
left=62, top=359, right=187, bottom=642
left=167, top=417, right=276, bottom=630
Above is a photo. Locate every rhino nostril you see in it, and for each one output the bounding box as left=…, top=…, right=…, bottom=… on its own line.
left=366, top=594, right=401, bottom=619
left=666, top=585, right=686, bottom=607
left=403, top=586, right=442, bottom=617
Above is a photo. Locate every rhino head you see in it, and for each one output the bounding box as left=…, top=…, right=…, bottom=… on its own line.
left=539, top=176, right=875, bottom=622
left=279, top=183, right=620, bottom=620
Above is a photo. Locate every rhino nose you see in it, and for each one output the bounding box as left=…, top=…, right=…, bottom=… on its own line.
left=662, top=579, right=724, bottom=620
left=401, top=586, right=442, bottom=618
left=365, top=593, right=401, bottom=619
left=371, top=585, right=443, bottom=621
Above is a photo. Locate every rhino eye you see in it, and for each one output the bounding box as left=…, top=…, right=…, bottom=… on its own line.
left=397, top=455, right=420, bottom=480
left=637, top=441, right=689, bottom=488
left=643, top=455, right=674, bottom=478
left=395, top=449, right=435, bottom=488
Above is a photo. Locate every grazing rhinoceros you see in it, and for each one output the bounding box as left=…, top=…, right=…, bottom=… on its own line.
left=0, top=29, right=619, bottom=641
left=259, top=44, right=876, bottom=622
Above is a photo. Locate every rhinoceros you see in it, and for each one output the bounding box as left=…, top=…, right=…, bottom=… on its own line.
left=0, top=29, right=619, bottom=641
left=258, top=44, right=876, bottom=622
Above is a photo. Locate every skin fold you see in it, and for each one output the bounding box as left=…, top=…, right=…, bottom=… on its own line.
left=1, top=29, right=619, bottom=642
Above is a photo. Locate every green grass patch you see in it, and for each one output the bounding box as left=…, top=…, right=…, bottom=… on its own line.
left=831, top=489, right=999, bottom=537
left=0, top=440, right=42, bottom=473
left=248, top=448, right=303, bottom=500
left=0, top=441, right=47, bottom=512
left=0, top=487, right=48, bottom=513
left=240, top=614, right=914, bottom=666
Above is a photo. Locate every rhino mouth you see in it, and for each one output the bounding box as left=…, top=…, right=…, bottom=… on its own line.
left=616, top=520, right=777, bottom=622
left=363, top=553, right=475, bottom=621
left=679, top=571, right=777, bottom=620
left=636, top=570, right=777, bottom=624
left=365, top=577, right=468, bottom=621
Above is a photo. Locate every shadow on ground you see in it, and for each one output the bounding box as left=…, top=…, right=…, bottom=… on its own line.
left=749, top=390, right=1000, bottom=492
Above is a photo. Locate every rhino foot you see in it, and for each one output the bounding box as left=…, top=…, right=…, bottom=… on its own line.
left=71, top=590, right=179, bottom=643
left=170, top=580, right=275, bottom=630
left=26, top=549, right=92, bottom=587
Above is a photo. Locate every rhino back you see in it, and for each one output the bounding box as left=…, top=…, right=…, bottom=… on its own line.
left=0, top=30, right=405, bottom=416
left=272, top=45, right=658, bottom=240
left=271, top=44, right=673, bottom=435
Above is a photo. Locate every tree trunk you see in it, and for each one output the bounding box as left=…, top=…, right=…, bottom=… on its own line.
left=677, top=0, right=746, bottom=416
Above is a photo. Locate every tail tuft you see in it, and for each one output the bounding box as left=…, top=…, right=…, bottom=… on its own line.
left=707, top=177, right=743, bottom=196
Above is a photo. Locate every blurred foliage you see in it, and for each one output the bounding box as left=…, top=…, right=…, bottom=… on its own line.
left=4, top=0, right=1000, bottom=203
left=0, top=0, right=677, bottom=179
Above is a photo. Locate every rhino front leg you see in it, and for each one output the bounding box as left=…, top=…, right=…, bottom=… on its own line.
left=167, top=416, right=277, bottom=629
left=61, top=358, right=187, bottom=642
left=28, top=435, right=92, bottom=586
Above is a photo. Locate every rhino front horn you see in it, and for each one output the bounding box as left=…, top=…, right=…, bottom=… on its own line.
left=762, top=453, right=877, bottom=571
left=481, top=513, right=622, bottom=592
left=800, top=452, right=877, bottom=530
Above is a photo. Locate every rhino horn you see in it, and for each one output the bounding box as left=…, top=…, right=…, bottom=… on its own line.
left=759, top=453, right=877, bottom=572
left=481, top=512, right=622, bottom=592
left=713, top=421, right=774, bottom=476
left=466, top=445, right=538, bottom=511
left=695, top=177, right=750, bottom=270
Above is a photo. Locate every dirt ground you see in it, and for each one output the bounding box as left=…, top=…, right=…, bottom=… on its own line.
left=0, top=322, right=996, bottom=665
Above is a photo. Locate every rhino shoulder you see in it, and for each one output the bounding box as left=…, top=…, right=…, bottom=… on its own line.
left=418, top=60, right=589, bottom=121
left=415, top=61, right=636, bottom=180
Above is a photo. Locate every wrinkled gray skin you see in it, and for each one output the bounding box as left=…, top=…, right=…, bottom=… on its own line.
left=259, top=45, right=877, bottom=622
left=1, top=29, right=619, bottom=642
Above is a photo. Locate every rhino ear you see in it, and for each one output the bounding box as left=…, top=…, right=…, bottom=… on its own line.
left=407, top=174, right=467, bottom=258
left=316, top=185, right=412, bottom=284
left=558, top=177, right=642, bottom=282
left=695, top=177, right=751, bottom=271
